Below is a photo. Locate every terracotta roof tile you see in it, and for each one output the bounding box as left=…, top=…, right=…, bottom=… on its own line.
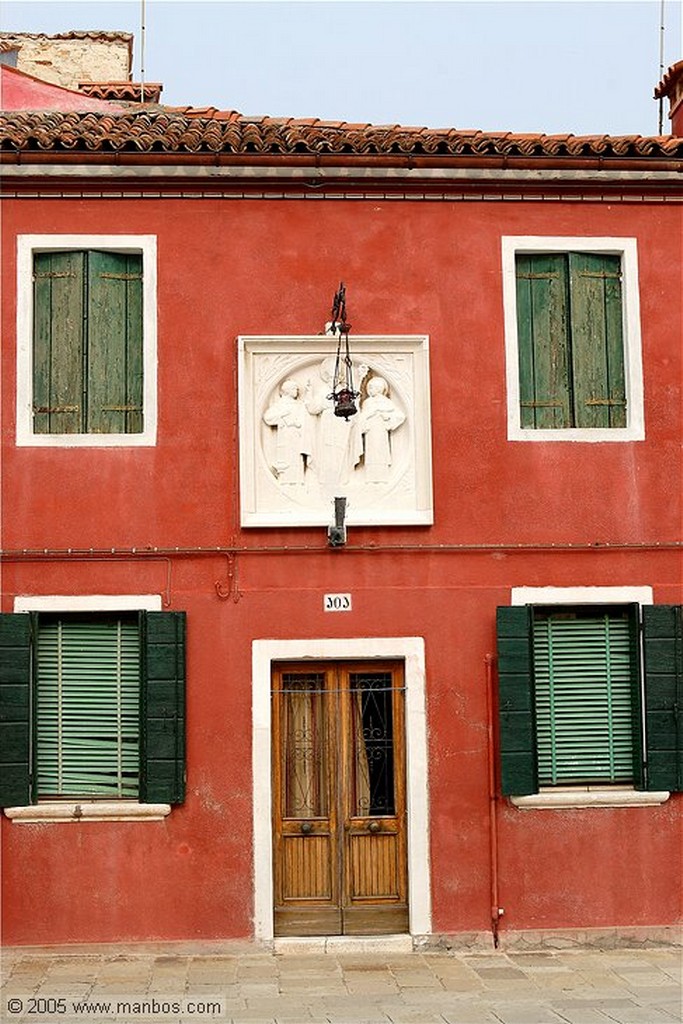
left=167, top=105, right=241, bottom=121
left=0, top=30, right=132, bottom=43
left=79, top=81, right=163, bottom=104
left=1, top=107, right=681, bottom=159
left=655, top=60, right=683, bottom=99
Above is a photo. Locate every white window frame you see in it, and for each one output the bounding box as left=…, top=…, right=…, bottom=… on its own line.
left=5, top=594, right=170, bottom=823
left=501, top=237, right=645, bottom=443
left=16, top=235, right=158, bottom=447
left=509, top=585, right=669, bottom=809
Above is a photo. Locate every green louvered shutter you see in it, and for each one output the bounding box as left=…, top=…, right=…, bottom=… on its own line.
left=141, top=612, right=186, bottom=804
left=36, top=616, right=140, bottom=798
left=33, top=250, right=143, bottom=436
left=516, top=254, right=572, bottom=428
left=568, top=252, right=626, bottom=429
left=532, top=607, right=638, bottom=785
left=33, top=251, right=85, bottom=434
left=496, top=606, right=538, bottom=796
left=87, top=251, right=143, bottom=434
left=642, top=605, right=683, bottom=792
left=0, top=615, right=32, bottom=807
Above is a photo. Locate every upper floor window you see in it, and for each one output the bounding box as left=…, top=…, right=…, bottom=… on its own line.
left=502, top=238, right=644, bottom=442
left=17, top=236, right=157, bottom=447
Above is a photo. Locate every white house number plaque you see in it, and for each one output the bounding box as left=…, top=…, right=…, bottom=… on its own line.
left=324, top=593, right=352, bottom=612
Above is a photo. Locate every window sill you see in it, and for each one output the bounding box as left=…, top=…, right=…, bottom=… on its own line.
left=510, top=789, right=670, bottom=810
left=16, top=433, right=155, bottom=448
left=508, top=428, right=644, bottom=443
left=4, top=802, right=171, bottom=823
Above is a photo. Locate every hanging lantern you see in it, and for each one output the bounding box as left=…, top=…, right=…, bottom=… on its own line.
left=328, top=283, right=359, bottom=420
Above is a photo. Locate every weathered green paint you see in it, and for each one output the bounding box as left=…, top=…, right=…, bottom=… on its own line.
left=516, top=254, right=571, bottom=428
left=124, top=254, right=144, bottom=433
left=516, top=251, right=626, bottom=430
left=87, top=252, right=143, bottom=433
left=33, top=251, right=85, bottom=433
left=140, top=611, right=186, bottom=804
left=642, top=605, right=683, bottom=792
left=33, top=249, right=143, bottom=435
left=569, top=253, right=626, bottom=428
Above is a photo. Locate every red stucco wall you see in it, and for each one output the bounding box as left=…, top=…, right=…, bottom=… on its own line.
left=0, top=64, right=125, bottom=112
left=2, top=194, right=681, bottom=944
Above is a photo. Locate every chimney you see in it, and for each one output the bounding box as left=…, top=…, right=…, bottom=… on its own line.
left=655, top=60, right=683, bottom=136
left=0, top=31, right=132, bottom=90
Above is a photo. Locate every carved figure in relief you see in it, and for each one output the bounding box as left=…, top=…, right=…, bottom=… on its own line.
left=304, top=357, right=366, bottom=490
left=358, top=376, right=405, bottom=484
left=263, top=379, right=311, bottom=486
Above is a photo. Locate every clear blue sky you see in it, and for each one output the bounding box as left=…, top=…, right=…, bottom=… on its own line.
left=2, top=1, right=681, bottom=135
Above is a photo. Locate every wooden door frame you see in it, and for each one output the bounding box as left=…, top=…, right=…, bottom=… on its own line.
left=252, top=637, right=432, bottom=942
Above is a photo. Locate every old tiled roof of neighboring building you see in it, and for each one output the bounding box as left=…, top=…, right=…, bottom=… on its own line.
left=655, top=59, right=683, bottom=98
left=78, top=81, right=163, bottom=103
left=1, top=107, right=682, bottom=158
left=0, top=30, right=133, bottom=42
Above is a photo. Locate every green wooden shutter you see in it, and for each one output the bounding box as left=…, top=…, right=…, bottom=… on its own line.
left=36, top=616, right=140, bottom=798
left=140, top=612, right=186, bottom=804
left=642, top=605, right=683, bottom=792
left=87, top=251, right=143, bottom=434
left=516, top=254, right=572, bottom=428
left=568, top=252, right=626, bottom=429
left=628, top=603, right=645, bottom=789
left=532, top=608, right=637, bottom=785
left=496, top=606, right=538, bottom=796
left=33, top=251, right=85, bottom=434
left=0, top=614, right=32, bottom=807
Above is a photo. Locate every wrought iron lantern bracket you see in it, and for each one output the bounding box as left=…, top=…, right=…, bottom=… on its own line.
left=328, top=283, right=359, bottom=420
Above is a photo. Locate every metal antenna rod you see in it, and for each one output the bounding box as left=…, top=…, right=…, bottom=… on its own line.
left=658, top=0, right=665, bottom=134
left=140, top=0, right=146, bottom=104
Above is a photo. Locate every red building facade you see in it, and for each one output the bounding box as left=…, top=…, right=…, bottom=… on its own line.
left=1, top=39, right=682, bottom=947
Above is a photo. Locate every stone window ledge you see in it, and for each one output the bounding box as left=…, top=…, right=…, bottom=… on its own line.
left=510, top=789, right=670, bottom=810
left=4, top=802, right=171, bottom=823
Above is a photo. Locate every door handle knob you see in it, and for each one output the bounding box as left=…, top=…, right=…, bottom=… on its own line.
left=368, top=821, right=380, bottom=833
left=301, top=821, right=313, bottom=834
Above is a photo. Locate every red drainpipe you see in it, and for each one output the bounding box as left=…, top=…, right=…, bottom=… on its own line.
left=485, top=653, right=504, bottom=948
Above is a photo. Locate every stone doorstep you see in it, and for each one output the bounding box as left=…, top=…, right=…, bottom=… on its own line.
left=274, top=934, right=414, bottom=956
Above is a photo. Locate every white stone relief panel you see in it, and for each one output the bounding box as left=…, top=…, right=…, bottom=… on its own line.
left=239, top=336, right=433, bottom=527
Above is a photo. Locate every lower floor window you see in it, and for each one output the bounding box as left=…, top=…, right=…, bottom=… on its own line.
left=0, top=609, right=186, bottom=808
left=36, top=615, right=141, bottom=799
left=496, top=602, right=683, bottom=796
left=533, top=607, right=635, bottom=786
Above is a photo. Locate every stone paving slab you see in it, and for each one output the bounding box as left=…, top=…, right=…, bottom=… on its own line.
left=1, top=944, right=680, bottom=1024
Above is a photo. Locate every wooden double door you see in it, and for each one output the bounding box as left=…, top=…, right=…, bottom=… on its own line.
left=272, top=661, right=408, bottom=936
